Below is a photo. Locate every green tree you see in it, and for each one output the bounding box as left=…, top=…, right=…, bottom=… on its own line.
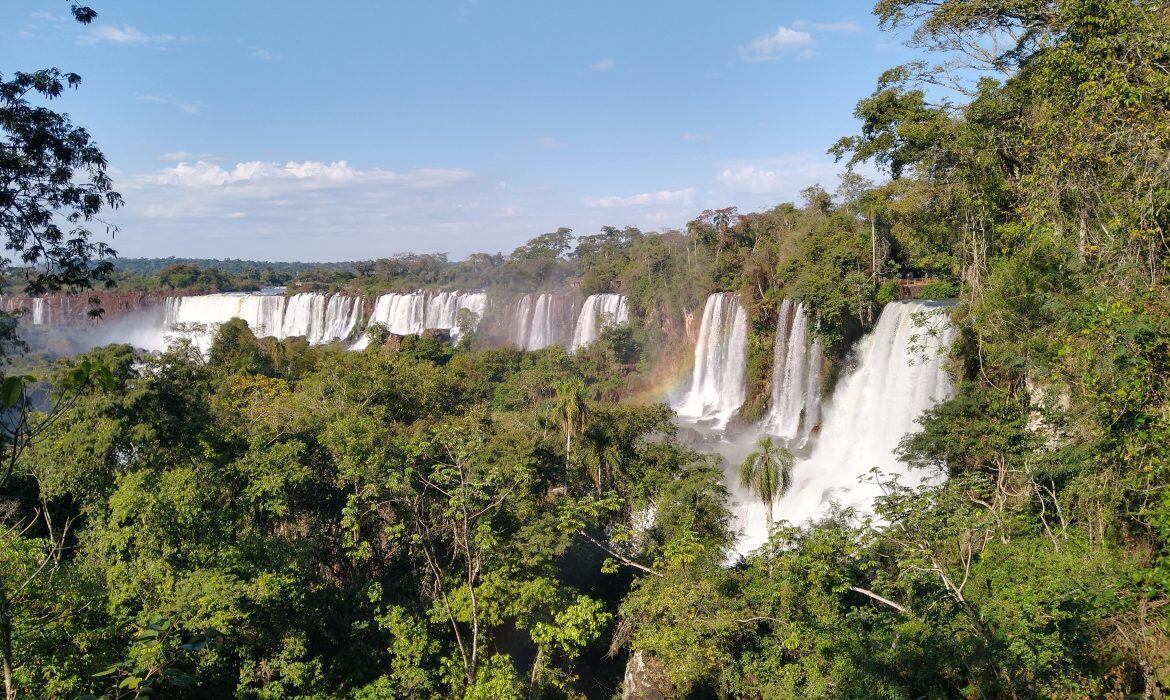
left=0, top=5, right=118, bottom=305
left=739, top=437, right=794, bottom=533
left=550, top=379, right=589, bottom=488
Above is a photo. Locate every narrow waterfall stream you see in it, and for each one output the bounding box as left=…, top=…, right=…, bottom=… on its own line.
left=673, top=293, right=749, bottom=427
left=760, top=300, right=822, bottom=447
left=570, top=293, right=630, bottom=351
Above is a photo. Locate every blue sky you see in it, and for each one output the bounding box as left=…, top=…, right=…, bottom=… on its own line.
left=2, top=1, right=921, bottom=262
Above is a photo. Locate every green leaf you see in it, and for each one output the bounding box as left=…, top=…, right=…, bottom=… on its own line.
left=1, top=376, right=27, bottom=406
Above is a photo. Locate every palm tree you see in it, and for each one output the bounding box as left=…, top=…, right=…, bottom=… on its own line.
left=585, top=425, right=622, bottom=495
left=551, top=379, right=590, bottom=488
left=739, top=436, right=795, bottom=532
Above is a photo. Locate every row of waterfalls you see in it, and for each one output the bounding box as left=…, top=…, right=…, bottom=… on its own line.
left=159, top=289, right=629, bottom=352
left=15, top=284, right=954, bottom=555
left=3, top=296, right=68, bottom=326
left=671, top=292, right=957, bottom=555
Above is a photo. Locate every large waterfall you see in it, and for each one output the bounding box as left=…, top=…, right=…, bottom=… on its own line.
left=673, top=293, right=749, bottom=426
left=351, top=290, right=486, bottom=349
left=732, top=300, right=956, bottom=554
left=760, top=300, right=822, bottom=447
left=165, top=292, right=365, bottom=347
left=505, top=292, right=576, bottom=351
left=570, top=293, right=629, bottom=351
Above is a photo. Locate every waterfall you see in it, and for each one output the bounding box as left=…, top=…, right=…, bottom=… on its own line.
left=509, top=294, right=534, bottom=348
left=733, top=300, right=956, bottom=554
left=569, top=293, right=630, bottom=351
left=504, top=293, right=574, bottom=351
left=166, top=293, right=286, bottom=338
left=352, top=290, right=485, bottom=349
left=165, top=292, right=365, bottom=348
left=321, top=294, right=365, bottom=344
left=281, top=293, right=326, bottom=342
left=32, top=298, right=49, bottom=325
left=760, top=300, right=822, bottom=446
left=424, top=291, right=486, bottom=342
left=673, top=293, right=749, bottom=426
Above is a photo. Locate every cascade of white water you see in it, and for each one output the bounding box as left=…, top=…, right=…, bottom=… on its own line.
left=321, top=294, right=365, bottom=344
left=166, top=293, right=287, bottom=338
left=502, top=293, right=571, bottom=350
left=165, top=292, right=365, bottom=348
left=673, top=293, right=749, bottom=426
left=282, top=293, right=326, bottom=342
left=424, top=291, right=486, bottom=343
left=733, top=300, right=956, bottom=554
left=31, top=298, right=49, bottom=325
left=527, top=294, right=555, bottom=351
left=352, top=291, right=486, bottom=349
left=509, top=294, right=535, bottom=348
left=570, top=293, right=630, bottom=351
left=760, top=300, right=822, bottom=446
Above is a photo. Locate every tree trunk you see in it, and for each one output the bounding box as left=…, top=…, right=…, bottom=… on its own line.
left=871, top=214, right=878, bottom=281
left=1, top=580, right=15, bottom=700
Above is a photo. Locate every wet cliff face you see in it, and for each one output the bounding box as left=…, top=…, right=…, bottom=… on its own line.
left=3, top=291, right=183, bottom=325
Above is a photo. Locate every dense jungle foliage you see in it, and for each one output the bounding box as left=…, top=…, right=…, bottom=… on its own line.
left=3, top=0, right=1170, bottom=698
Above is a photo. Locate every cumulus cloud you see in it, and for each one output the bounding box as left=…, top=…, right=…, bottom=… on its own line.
left=715, top=154, right=846, bottom=197
left=111, top=158, right=504, bottom=259
left=739, top=25, right=814, bottom=61
left=585, top=189, right=695, bottom=208
left=589, top=57, right=616, bottom=71
left=82, top=23, right=182, bottom=46
left=138, top=94, right=202, bottom=115
left=251, top=47, right=280, bottom=61
left=150, top=160, right=474, bottom=189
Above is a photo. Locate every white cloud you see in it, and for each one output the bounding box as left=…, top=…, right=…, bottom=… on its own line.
left=536, top=136, right=564, bottom=149
left=792, top=19, right=863, bottom=34
left=682, top=133, right=713, bottom=142
left=715, top=154, right=846, bottom=197
left=589, top=57, right=616, bottom=71
left=110, top=157, right=565, bottom=259
left=251, top=47, right=280, bottom=61
left=150, top=160, right=474, bottom=189
left=739, top=25, right=814, bottom=62
left=585, top=189, right=695, bottom=208
left=138, top=94, right=202, bottom=115
left=83, top=23, right=181, bottom=46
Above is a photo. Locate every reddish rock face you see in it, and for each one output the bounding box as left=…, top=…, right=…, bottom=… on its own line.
left=2, top=290, right=195, bottom=325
